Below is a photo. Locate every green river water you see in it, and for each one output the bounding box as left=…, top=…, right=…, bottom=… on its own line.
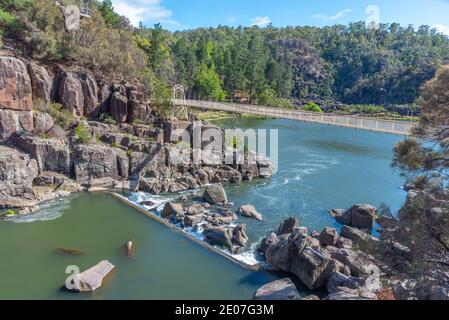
left=0, top=119, right=407, bottom=299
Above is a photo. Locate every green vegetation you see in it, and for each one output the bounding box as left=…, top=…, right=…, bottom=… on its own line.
left=74, top=123, right=91, bottom=144
left=33, top=101, right=76, bottom=129
left=194, top=63, right=226, bottom=101
left=4, top=209, right=16, bottom=217
left=339, top=104, right=386, bottom=115
left=99, top=113, right=116, bottom=125
left=394, top=65, right=449, bottom=180
left=258, top=88, right=292, bottom=108
left=303, top=102, right=323, bottom=113
left=1, top=1, right=449, bottom=108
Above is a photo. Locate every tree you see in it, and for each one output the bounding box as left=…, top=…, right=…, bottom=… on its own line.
left=393, top=66, right=449, bottom=181
left=194, top=63, right=226, bottom=101
left=98, top=0, right=122, bottom=29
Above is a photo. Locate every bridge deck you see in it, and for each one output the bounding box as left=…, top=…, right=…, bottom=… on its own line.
left=175, top=99, right=414, bottom=135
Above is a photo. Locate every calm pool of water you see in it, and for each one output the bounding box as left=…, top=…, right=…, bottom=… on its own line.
left=0, top=193, right=276, bottom=300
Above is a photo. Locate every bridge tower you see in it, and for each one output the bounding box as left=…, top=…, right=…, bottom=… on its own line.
left=171, top=84, right=189, bottom=120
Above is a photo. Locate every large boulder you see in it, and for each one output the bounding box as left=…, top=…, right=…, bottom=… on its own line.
left=204, top=226, right=233, bottom=249
left=73, top=144, right=129, bottom=184
left=341, top=226, right=381, bottom=250
left=203, top=184, right=228, bottom=205
left=67, top=260, right=115, bottom=292
left=233, top=224, right=249, bottom=247
left=33, top=112, right=55, bottom=135
left=349, top=204, right=377, bottom=230
left=0, top=57, right=33, bottom=111
left=127, top=100, right=151, bottom=123
left=319, top=227, right=338, bottom=246
left=277, top=217, right=299, bottom=235
left=238, top=204, right=263, bottom=221
left=161, top=203, right=184, bottom=219
left=163, top=121, right=192, bottom=144
left=58, top=72, right=84, bottom=116
left=11, top=132, right=70, bottom=175
left=0, top=109, right=34, bottom=140
left=79, top=73, right=99, bottom=117
left=289, top=246, right=332, bottom=290
left=28, top=62, right=54, bottom=103
left=331, top=205, right=377, bottom=231
left=0, top=145, right=39, bottom=208
left=259, top=232, right=279, bottom=254
left=110, top=92, right=128, bottom=123
left=253, top=278, right=301, bottom=300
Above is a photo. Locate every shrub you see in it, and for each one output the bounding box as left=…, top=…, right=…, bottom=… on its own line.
left=74, top=123, right=91, bottom=144
left=99, top=113, right=116, bottom=125
left=4, top=209, right=16, bottom=217
left=258, top=88, right=292, bottom=108
left=303, top=102, right=323, bottom=113
left=47, top=103, right=76, bottom=129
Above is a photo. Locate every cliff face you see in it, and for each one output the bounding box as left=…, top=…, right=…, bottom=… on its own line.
left=0, top=54, right=273, bottom=211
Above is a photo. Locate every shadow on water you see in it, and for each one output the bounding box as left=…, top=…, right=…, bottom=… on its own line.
left=304, top=139, right=378, bottom=156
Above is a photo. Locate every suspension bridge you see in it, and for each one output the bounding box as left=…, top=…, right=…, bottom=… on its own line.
left=172, top=90, right=414, bottom=135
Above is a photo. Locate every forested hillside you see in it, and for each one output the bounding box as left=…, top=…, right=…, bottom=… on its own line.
left=1, top=0, right=449, bottom=108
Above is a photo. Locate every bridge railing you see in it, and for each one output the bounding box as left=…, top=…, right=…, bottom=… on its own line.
left=174, top=99, right=414, bottom=135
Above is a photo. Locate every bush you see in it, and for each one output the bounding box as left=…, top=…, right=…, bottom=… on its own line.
left=4, top=209, right=16, bottom=217
left=74, top=123, right=91, bottom=144
left=99, top=113, right=116, bottom=125
left=303, top=102, right=323, bottom=113
left=258, top=88, right=292, bottom=108
left=47, top=103, right=76, bottom=129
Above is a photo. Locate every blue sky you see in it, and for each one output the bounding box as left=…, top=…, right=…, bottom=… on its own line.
left=110, top=0, right=449, bottom=35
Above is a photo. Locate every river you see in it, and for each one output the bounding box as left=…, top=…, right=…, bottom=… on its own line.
left=0, top=119, right=407, bottom=299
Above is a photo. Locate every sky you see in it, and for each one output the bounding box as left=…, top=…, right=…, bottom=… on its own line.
left=110, top=0, right=449, bottom=35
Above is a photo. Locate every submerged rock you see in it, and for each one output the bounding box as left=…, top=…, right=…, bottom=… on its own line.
left=253, top=278, right=301, bottom=300
left=56, top=248, right=84, bottom=256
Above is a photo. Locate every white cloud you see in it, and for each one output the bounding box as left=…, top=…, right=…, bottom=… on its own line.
left=111, top=0, right=177, bottom=27
left=227, top=16, right=237, bottom=23
left=251, top=16, right=271, bottom=27
left=312, top=9, right=352, bottom=22
left=432, top=24, right=449, bottom=36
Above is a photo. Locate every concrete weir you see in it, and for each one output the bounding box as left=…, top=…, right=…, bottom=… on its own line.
left=109, top=192, right=260, bottom=272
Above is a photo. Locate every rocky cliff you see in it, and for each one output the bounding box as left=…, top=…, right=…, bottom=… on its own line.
left=0, top=54, right=273, bottom=211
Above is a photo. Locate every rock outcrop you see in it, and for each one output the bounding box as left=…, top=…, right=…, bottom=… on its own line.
left=253, top=278, right=301, bottom=300
left=331, top=204, right=377, bottom=231
left=67, top=260, right=115, bottom=292
left=260, top=218, right=382, bottom=296
left=0, top=108, right=33, bottom=140
left=11, top=132, right=71, bottom=175
left=73, top=144, right=129, bottom=185
left=203, top=184, right=228, bottom=205
left=0, top=145, right=38, bottom=208
left=0, top=57, right=33, bottom=111
left=238, top=204, right=263, bottom=221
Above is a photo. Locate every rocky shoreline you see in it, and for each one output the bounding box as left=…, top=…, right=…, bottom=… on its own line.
left=253, top=189, right=449, bottom=300
left=0, top=54, right=274, bottom=216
